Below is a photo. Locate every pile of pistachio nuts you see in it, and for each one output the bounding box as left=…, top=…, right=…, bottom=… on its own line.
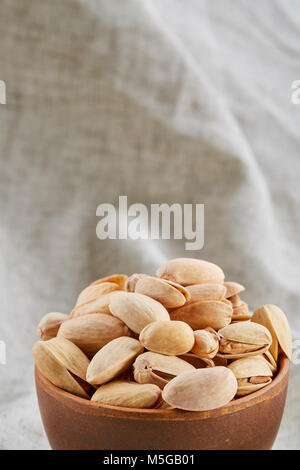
left=33, top=258, right=292, bottom=412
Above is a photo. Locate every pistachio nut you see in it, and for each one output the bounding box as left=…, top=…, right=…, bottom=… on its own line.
left=224, top=281, right=245, bottom=298
left=32, top=336, right=91, bottom=398
left=75, top=282, right=120, bottom=308
left=185, top=283, right=226, bottom=303
left=251, top=304, right=292, bottom=361
left=108, top=291, right=170, bottom=334
left=92, top=274, right=128, bottom=290
left=58, top=313, right=130, bottom=357
left=162, top=367, right=237, bottom=411
left=135, top=276, right=190, bottom=309
left=37, top=312, right=69, bottom=341
left=91, top=380, right=161, bottom=408
left=170, top=300, right=232, bottom=330
left=133, top=351, right=195, bottom=389
left=125, top=273, right=148, bottom=292
left=191, top=328, right=219, bottom=359
left=156, top=258, right=225, bottom=286
left=227, top=356, right=273, bottom=396
left=217, top=321, right=272, bottom=359
left=139, top=320, right=195, bottom=356
left=86, top=336, right=143, bottom=385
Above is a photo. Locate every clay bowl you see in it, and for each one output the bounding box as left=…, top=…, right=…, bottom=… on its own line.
left=35, top=356, right=289, bottom=450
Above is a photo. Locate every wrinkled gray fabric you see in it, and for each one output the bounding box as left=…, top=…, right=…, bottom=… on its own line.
left=0, top=0, right=299, bottom=450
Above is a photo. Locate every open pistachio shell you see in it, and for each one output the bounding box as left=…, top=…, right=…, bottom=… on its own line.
left=156, top=258, right=225, bottom=286
left=74, top=282, right=120, bottom=308
left=235, top=378, right=272, bottom=396
left=170, top=300, right=232, bottom=330
left=139, top=320, right=195, bottom=356
left=228, top=356, right=273, bottom=396
left=162, top=367, right=237, bottom=411
left=135, top=276, right=190, bottom=309
left=185, top=284, right=226, bottom=303
left=86, top=336, right=144, bottom=385
left=252, top=304, right=292, bottom=361
left=91, top=380, right=161, bottom=408
left=224, top=281, right=245, bottom=298
left=217, top=321, right=272, bottom=359
left=92, top=274, right=128, bottom=290
left=109, top=291, right=170, bottom=334
left=133, top=352, right=195, bottom=389
left=228, top=355, right=273, bottom=379
left=32, top=337, right=90, bottom=398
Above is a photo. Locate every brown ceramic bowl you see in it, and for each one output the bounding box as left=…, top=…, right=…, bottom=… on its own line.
left=35, top=356, right=289, bottom=450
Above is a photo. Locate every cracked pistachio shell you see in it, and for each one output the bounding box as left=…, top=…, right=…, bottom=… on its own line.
left=108, top=291, right=170, bottom=334
left=186, top=283, right=226, bottom=303
left=74, top=282, right=120, bottom=308
left=37, top=312, right=69, bottom=341
left=162, top=367, right=237, bottom=411
left=228, top=356, right=273, bottom=396
left=32, top=337, right=90, bottom=398
left=92, top=274, right=128, bottom=290
left=170, top=300, right=232, bottom=330
left=228, top=355, right=273, bottom=379
left=217, top=321, right=272, bottom=359
left=156, top=258, right=225, bottom=286
left=86, top=336, right=143, bottom=385
left=58, top=313, right=130, bottom=357
left=135, top=276, right=190, bottom=309
left=191, top=328, right=219, bottom=359
left=224, top=281, right=245, bottom=298
left=139, top=320, right=195, bottom=355
left=125, top=273, right=148, bottom=292
left=234, top=379, right=272, bottom=397
left=91, top=380, right=161, bottom=408
left=70, top=291, right=120, bottom=318
left=251, top=304, right=292, bottom=361
left=133, top=352, right=195, bottom=389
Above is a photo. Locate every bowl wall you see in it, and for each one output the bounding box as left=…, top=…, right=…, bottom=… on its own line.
left=35, top=357, right=289, bottom=450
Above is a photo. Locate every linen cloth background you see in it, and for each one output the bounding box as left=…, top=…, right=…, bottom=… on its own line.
left=0, top=0, right=300, bottom=449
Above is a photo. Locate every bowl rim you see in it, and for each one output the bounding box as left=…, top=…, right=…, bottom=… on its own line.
left=35, top=356, right=289, bottom=421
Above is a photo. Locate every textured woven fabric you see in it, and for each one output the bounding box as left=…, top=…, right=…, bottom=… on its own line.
left=0, top=0, right=299, bottom=449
